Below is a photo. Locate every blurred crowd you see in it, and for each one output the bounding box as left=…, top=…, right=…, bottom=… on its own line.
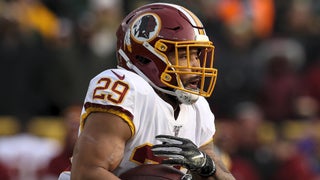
left=0, top=0, right=320, bottom=179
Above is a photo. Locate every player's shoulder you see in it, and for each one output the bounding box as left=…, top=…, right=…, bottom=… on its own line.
left=94, top=68, right=137, bottom=79
left=91, top=68, right=152, bottom=92
left=193, top=96, right=212, bottom=112
left=195, top=96, right=210, bottom=106
left=92, top=69, right=144, bottom=83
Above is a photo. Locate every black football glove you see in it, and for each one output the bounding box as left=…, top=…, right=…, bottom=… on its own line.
left=151, top=135, right=216, bottom=177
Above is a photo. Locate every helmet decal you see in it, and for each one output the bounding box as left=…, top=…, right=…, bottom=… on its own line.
left=131, top=13, right=161, bottom=43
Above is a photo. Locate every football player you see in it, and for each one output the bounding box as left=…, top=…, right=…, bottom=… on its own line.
left=59, top=3, right=235, bottom=180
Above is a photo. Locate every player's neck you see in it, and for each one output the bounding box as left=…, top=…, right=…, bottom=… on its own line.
left=156, top=90, right=180, bottom=119
left=173, top=105, right=180, bottom=119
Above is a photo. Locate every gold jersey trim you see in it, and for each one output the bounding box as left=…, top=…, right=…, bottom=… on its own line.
left=80, top=102, right=135, bottom=138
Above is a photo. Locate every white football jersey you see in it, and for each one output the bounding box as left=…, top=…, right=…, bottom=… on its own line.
left=78, top=68, right=216, bottom=176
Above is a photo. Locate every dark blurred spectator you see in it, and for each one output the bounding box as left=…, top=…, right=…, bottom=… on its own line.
left=200, top=0, right=275, bottom=39
left=275, top=0, right=316, bottom=37
left=215, top=102, right=271, bottom=180
left=296, top=118, right=320, bottom=179
left=214, top=118, right=261, bottom=180
left=0, top=0, right=63, bottom=125
left=274, top=0, right=320, bottom=66
left=252, top=38, right=305, bottom=121
left=257, top=56, right=302, bottom=121
left=271, top=134, right=318, bottom=180
left=231, top=102, right=274, bottom=180
left=0, top=0, right=123, bottom=121
left=197, top=0, right=276, bottom=118
left=0, top=160, right=12, bottom=180
left=5, top=0, right=61, bottom=41
left=40, top=105, right=81, bottom=180
left=230, top=157, right=261, bottom=180
left=301, top=60, right=320, bottom=114
left=0, top=131, right=60, bottom=180
left=293, top=95, right=319, bottom=120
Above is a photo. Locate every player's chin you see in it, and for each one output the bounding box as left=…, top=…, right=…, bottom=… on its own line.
left=185, top=86, right=200, bottom=94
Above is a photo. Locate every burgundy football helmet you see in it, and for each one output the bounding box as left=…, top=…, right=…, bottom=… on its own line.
left=116, top=3, right=217, bottom=104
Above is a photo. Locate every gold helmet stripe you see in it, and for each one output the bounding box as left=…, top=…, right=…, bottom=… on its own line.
left=159, top=3, right=205, bottom=36
left=181, top=7, right=206, bottom=35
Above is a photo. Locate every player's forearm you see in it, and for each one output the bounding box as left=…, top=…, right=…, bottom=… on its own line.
left=212, top=159, right=235, bottom=180
left=207, top=153, right=235, bottom=180
left=200, top=145, right=235, bottom=180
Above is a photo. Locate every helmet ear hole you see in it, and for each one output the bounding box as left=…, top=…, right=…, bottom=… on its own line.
left=136, top=55, right=151, bottom=64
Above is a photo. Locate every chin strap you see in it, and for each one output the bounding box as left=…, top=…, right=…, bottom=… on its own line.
left=175, top=89, right=199, bottom=104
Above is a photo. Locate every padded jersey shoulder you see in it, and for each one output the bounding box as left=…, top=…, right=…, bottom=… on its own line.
left=92, top=68, right=154, bottom=94
left=84, top=68, right=156, bottom=115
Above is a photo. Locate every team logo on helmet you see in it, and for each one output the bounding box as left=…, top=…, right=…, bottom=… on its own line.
left=131, top=13, right=160, bottom=43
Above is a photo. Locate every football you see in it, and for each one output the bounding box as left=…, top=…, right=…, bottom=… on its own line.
left=119, top=164, right=191, bottom=180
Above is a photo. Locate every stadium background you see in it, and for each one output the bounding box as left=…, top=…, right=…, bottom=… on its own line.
left=0, top=0, right=320, bottom=179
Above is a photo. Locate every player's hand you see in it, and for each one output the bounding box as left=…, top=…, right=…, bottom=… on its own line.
left=151, top=135, right=216, bottom=177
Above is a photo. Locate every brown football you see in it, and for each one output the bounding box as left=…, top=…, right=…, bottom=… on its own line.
left=119, top=164, right=190, bottom=180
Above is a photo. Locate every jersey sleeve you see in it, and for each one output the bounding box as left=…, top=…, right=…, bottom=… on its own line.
left=79, top=69, right=137, bottom=136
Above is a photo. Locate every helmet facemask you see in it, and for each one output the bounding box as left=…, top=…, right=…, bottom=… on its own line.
left=156, top=39, right=218, bottom=104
